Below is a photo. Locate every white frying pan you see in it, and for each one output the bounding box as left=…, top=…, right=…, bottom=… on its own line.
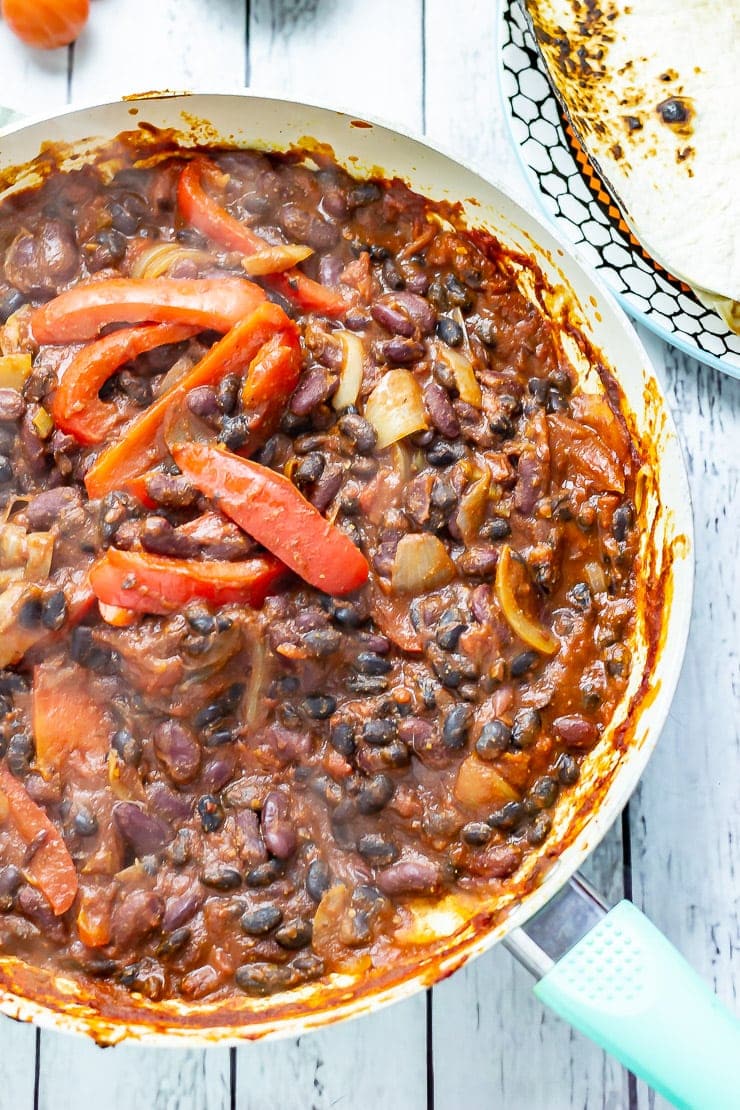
left=0, top=92, right=734, bottom=1109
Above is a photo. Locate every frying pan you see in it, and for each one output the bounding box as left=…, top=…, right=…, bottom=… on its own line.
left=0, top=91, right=735, bottom=1108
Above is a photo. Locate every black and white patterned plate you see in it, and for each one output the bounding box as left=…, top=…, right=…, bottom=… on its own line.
left=499, top=1, right=740, bottom=378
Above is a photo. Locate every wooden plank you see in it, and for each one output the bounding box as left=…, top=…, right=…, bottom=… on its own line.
left=71, top=0, right=246, bottom=101
left=235, top=996, right=428, bottom=1110
left=0, top=1018, right=36, bottom=1108
left=629, top=336, right=740, bottom=1110
left=37, top=1035, right=230, bottom=1110
left=234, top=3, right=426, bottom=1101
left=248, top=0, right=424, bottom=132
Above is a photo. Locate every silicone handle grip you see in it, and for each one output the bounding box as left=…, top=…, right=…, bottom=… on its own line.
left=534, top=900, right=740, bottom=1109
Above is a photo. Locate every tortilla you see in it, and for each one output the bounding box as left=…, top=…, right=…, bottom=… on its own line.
left=524, top=0, right=740, bottom=330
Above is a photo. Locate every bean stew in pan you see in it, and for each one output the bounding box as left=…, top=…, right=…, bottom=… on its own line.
left=0, top=138, right=640, bottom=1003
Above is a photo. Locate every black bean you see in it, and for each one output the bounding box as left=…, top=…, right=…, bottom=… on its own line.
left=303, top=694, right=337, bottom=720
left=613, top=502, right=634, bottom=543
left=200, top=866, right=242, bottom=891
left=333, top=603, right=366, bottom=629
left=476, top=719, right=511, bottom=760
left=529, top=776, right=559, bottom=809
left=40, top=590, right=68, bottom=631
left=18, top=597, right=43, bottom=629
left=461, top=821, right=492, bottom=846
left=303, top=628, right=341, bottom=658
left=482, top=517, right=511, bottom=541
left=427, top=438, right=466, bottom=466
left=442, top=704, right=472, bottom=749
left=294, top=452, right=325, bottom=487
left=86, top=228, right=127, bottom=271
left=556, top=753, right=580, bottom=786
left=526, top=813, right=552, bottom=845
left=111, top=728, right=142, bottom=767
left=431, top=476, right=456, bottom=512
left=382, top=258, right=405, bottom=290
left=275, top=918, right=313, bottom=950
left=444, top=273, right=473, bottom=311
left=217, top=373, right=241, bottom=415
left=487, top=801, right=526, bottom=831
left=245, top=859, right=285, bottom=888
left=157, top=926, right=192, bottom=957
left=345, top=673, right=389, bottom=695
left=355, top=652, right=392, bottom=677
left=357, top=833, right=399, bottom=865
left=329, top=722, right=356, bottom=757
left=0, top=287, right=27, bottom=323
left=350, top=182, right=381, bottom=207
left=0, top=456, right=11, bottom=484
left=338, top=412, right=377, bottom=454
left=567, top=582, right=592, bottom=611
left=436, top=622, right=466, bottom=651
left=435, top=316, right=464, bottom=347
left=0, top=864, right=22, bottom=910
left=218, top=415, right=250, bottom=451
left=6, top=731, right=33, bottom=777
left=240, top=905, right=283, bottom=936
left=197, top=794, right=225, bottom=833
left=203, top=728, right=237, bottom=748
left=511, top=708, right=541, bottom=748
left=73, top=808, right=98, bottom=837
left=194, top=702, right=225, bottom=730
left=236, top=962, right=292, bottom=997
left=527, top=377, right=550, bottom=405
left=363, top=719, right=396, bottom=746
left=306, top=859, right=331, bottom=902
left=546, top=389, right=569, bottom=414
left=510, top=651, right=539, bottom=678
left=356, top=773, right=395, bottom=815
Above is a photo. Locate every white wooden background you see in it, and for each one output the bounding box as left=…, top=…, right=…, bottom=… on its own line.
left=0, top=2, right=738, bottom=1107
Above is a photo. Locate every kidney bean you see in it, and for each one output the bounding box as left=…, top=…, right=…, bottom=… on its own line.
left=162, top=892, right=202, bottom=933
left=110, top=890, right=163, bottom=949
left=25, top=486, right=81, bottom=531
left=181, top=964, right=223, bottom=999
left=553, top=714, right=599, bottom=749
left=290, top=367, right=336, bottom=415
left=424, top=382, right=460, bottom=438
left=141, top=516, right=199, bottom=559
left=371, top=300, right=415, bottom=337
left=318, top=253, right=344, bottom=285
left=153, top=721, right=201, bottom=786
left=202, top=755, right=236, bottom=792
left=187, top=385, right=220, bottom=418
left=5, top=219, right=78, bottom=294
left=145, top=471, right=198, bottom=509
left=0, top=388, right=24, bottom=422
left=376, top=856, right=441, bottom=896
left=309, top=465, right=343, bottom=513
left=261, top=791, right=297, bottom=859
left=113, top=802, right=171, bottom=856
left=375, top=337, right=426, bottom=365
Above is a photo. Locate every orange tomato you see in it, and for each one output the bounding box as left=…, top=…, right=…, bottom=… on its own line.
left=1, top=0, right=89, bottom=50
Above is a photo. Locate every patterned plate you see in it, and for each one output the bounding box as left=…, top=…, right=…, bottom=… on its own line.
left=499, top=1, right=740, bottom=378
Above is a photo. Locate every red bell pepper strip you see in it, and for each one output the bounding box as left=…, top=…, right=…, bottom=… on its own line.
left=53, top=322, right=200, bottom=446
left=177, top=159, right=347, bottom=318
left=33, top=662, right=112, bottom=778
left=84, top=301, right=297, bottom=500
left=89, top=546, right=285, bottom=614
left=0, top=764, right=78, bottom=915
left=239, top=331, right=303, bottom=455
left=172, top=442, right=369, bottom=596
left=31, top=276, right=266, bottom=345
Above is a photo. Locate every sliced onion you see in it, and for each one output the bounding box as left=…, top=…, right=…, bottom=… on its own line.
left=130, top=242, right=214, bottom=280
left=0, top=353, right=32, bottom=391
left=241, top=635, right=271, bottom=730
left=495, top=544, right=559, bottom=655
left=0, top=584, right=44, bottom=668
left=332, top=331, right=365, bottom=410
left=241, top=243, right=313, bottom=276
left=391, top=533, right=456, bottom=595
left=0, top=524, right=30, bottom=569
left=456, top=473, right=490, bottom=545
left=99, top=601, right=138, bottom=627
left=431, top=341, right=482, bottom=407
left=584, top=560, right=608, bottom=595
left=24, top=533, right=54, bottom=581
left=454, top=754, right=521, bottom=808
left=364, top=368, right=428, bottom=450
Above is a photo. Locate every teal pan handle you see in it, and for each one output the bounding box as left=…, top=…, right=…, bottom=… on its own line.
left=507, top=881, right=740, bottom=1109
